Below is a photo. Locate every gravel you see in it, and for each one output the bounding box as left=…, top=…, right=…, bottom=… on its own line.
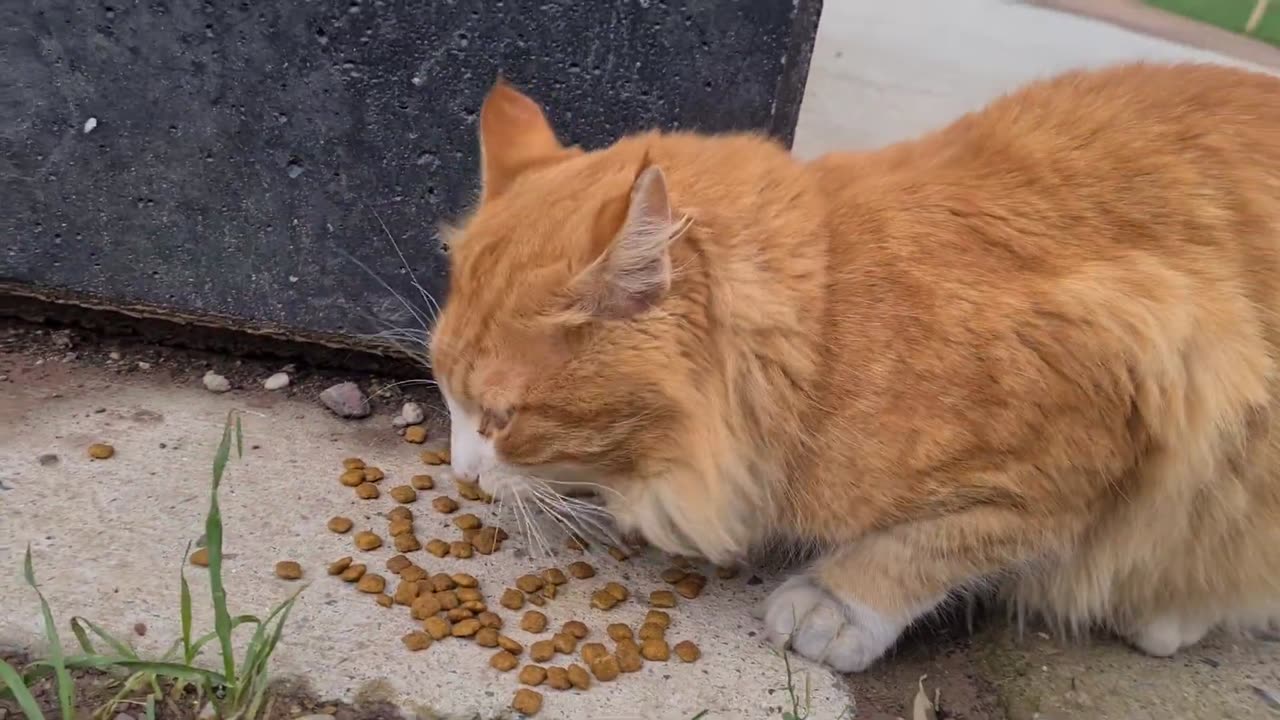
left=202, top=371, right=231, bottom=393
left=263, top=372, right=291, bottom=391
left=319, top=381, right=370, bottom=418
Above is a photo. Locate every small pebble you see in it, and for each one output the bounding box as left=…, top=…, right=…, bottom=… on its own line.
left=263, top=372, right=290, bottom=391
left=319, top=382, right=370, bottom=418
left=202, top=371, right=231, bottom=393
left=401, top=401, right=426, bottom=425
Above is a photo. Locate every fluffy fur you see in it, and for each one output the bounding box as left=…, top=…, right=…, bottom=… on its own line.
left=430, top=63, right=1280, bottom=671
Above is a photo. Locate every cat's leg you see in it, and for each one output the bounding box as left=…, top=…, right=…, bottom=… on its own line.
left=1125, top=614, right=1213, bottom=657
left=760, top=509, right=1053, bottom=672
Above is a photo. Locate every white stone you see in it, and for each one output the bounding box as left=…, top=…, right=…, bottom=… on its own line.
left=263, top=372, right=291, bottom=391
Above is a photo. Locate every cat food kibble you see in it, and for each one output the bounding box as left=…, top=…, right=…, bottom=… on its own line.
left=607, top=546, right=629, bottom=562
left=551, top=632, right=577, bottom=654
left=638, top=622, right=665, bottom=641
left=479, top=611, right=505, bottom=630
left=471, top=527, right=502, bottom=554
left=411, top=594, right=442, bottom=619
left=342, top=457, right=365, bottom=470
left=521, top=610, right=548, bottom=633
left=541, top=584, right=558, bottom=600
left=674, top=640, right=701, bottom=662
left=402, top=631, right=432, bottom=651
left=457, top=587, right=484, bottom=603
left=545, top=666, right=571, bottom=690
left=363, top=466, right=385, bottom=482
left=430, top=573, right=456, bottom=592
left=190, top=548, right=209, bottom=567
left=518, top=665, right=547, bottom=686
left=641, top=638, right=670, bottom=661
left=394, top=581, right=419, bottom=606
left=355, top=482, right=380, bottom=500
left=461, top=601, right=487, bottom=614
left=404, top=426, right=428, bottom=444
left=411, top=474, right=435, bottom=490
left=447, top=607, right=474, bottom=623
left=529, top=640, right=555, bottom=662
left=590, top=590, right=619, bottom=610
left=490, top=650, right=518, bottom=672
left=274, top=561, right=303, bottom=580
left=388, top=506, right=413, bottom=522
left=393, top=534, right=421, bottom=553
left=670, top=555, right=692, bottom=569
left=716, top=565, right=740, bottom=580
left=567, top=663, right=591, bottom=690
left=567, top=561, right=595, bottom=579
left=420, top=449, right=446, bottom=465
left=456, top=478, right=484, bottom=500
left=604, top=582, right=629, bottom=602
left=386, top=554, right=412, bottom=573
left=607, top=624, right=633, bottom=642
left=644, top=609, right=671, bottom=628
left=451, top=618, right=482, bottom=637
left=501, top=588, right=525, bottom=610
left=328, top=556, right=352, bottom=575
left=375, top=593, right=394, bottom=608
left=581, top=642, right=608, bottom=665
left=675, top=573, right=707, bottom=599
left=589, top=655, right=621, bottom=682
left=454, top=513, right=482, bottom=530
left=451, top=572, right=479, bottom=588
left=388, top=518, right=414, bottom=536
left=449, top=541, right=474, bottom=558
left=649, top=590, right=677, bottom=608
left=542, top=567, right=568, bottom=585
left=354, top=531, right=383, bottom=551
left=565, top=536, right=588, bottom=552
left=512, top=688, right=543, bottom=715
left=526, top=594, right=547, bottom=607
left=436, top=590, right=460, bottom=610
left=339, top=469, right=365, bottom=487
left=498, top=635, right=523, bottom=654
left=401, top=565, right=428, bottom=583
left=432, top=496, right=459, bottom=514
left=340, top=564, right=367, bottom=582
left=475, top=627, right=500, bottom=647
left=516, top=574, right=545, bottom=593
left=390, top=485, right=417, bottom=503
left=661, top=567, right=687, bottom=584
left=562, top=620, right=589, bottom=639
left=615, top=640, right=644, bottom=672
left=356, top=573, right=386, bottom=594
left=423, top=616, right=451, bottom=640
left=426, top=539, right=449, bottom=557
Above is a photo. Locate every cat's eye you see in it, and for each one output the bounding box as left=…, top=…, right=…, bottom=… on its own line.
left=477, top=407, right=513, bottom=436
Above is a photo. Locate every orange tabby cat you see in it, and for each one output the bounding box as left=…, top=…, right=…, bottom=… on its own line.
left=430, top=63, right=1280, bottom=671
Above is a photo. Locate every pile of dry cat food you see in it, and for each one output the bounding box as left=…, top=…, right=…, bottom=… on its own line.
left=315, top=438, right=715, bottom=716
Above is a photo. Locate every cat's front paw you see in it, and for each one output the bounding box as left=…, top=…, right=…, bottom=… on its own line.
left=758, top=575, right=905, bottom=673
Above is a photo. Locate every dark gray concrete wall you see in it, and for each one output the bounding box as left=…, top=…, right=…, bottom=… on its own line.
left=1, top=0, right=820, bottom=349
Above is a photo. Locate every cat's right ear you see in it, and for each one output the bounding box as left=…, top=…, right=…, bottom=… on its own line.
left=478, top=78, right=566, bottom=202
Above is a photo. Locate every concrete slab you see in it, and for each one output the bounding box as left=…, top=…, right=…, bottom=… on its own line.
left=0, top=354, right=851, bottom=719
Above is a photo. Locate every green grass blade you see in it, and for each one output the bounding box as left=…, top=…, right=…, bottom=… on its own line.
left=145, top=693, right=157, bottom=720
left=29, top=655, right=228, bottom=686
left=24, top=545, right=75, bottom=720
left=71, top=617, right=138, bottom=660
left=235, top=589, right=302, bottom=705
left=181, top=541, right=194, bottom=663
left=189, top=615, right=260, bottom=660
left=0, top=656, right=46, bottom=720
left=69, top=617, right=95, bottom=655
left=208, top=413, right=238, bottom=683
left=689, top=711, right=710, bottom=720
left=234, top=413, right=244, bottom=458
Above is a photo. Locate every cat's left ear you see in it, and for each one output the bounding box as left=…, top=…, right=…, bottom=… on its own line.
left=478, top=78, right=568, bottom=202
left=570, top=164, right=684, bottom=320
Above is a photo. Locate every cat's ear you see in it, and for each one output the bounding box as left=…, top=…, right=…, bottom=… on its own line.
left=571, top=164, right=683, bottom=320
left=478, top=78, right=566, bottom=202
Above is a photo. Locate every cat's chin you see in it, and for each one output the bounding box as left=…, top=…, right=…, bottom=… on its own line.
left=610, top=482, right=751, bottom=566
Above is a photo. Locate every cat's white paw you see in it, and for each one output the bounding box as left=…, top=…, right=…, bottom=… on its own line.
left=759, top=575, right=906, bottom=673
left=1127, top=614, right=1211, bottom=657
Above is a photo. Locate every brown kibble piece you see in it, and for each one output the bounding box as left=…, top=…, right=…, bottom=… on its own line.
left=339, top=469, right=365, bottom=487
left=401, top=565, right=427, bottom=583
left=490, top=650, right=518, bottom=671
left=410, top=594, right=442, bottom=619
left=420, top=449, right=444, bottom=465
left=457, top=587, right=484, bottom=603
left=522, top=610, right=548, bottom=633
left=581, top=642, right=608, bottom=666
left=512, top=689, right=543, bottom=715
left=456, top=478, right=483, bottom=500
left=649, top=590, right=677, bottom=608
left=660, top=567, right=688, bottom=584
left=435, top=590, right=460, bottom=610
left=604, top=582, right=629, bottom=602
left=411, top=474, right=434, bottom=490
left=402, top=631, right=432, bottom=651
left=462, top=528, right=480, bottom=543
left=567, top=663, right=591, bottom=690
left=354, top=531, right=382, bottom=551
left=430, top=573, right=456, bottom=592
left=386, top=554, right=411, bottom=573
left=475, top=627, right=500, bottom=647
left=363, top=466, right=385, bottom=482
left=518, top=665, right=547, bottom=686
left=565, top=535, right=588, bottom=552
left=274, top=561, right=303, bottom=580
left=616, top=640, right=644, bottom=672
left=545, top=666, right=571, bottom=690
left=189, top=548, right=210, bottom=567
left=472, top=527, right=501, bottom=554
left=716, top=565, right=740, bottom=580
left=638, top=622, right=665, bottom=641
left=516, top=574, right=545, bottom=593
left=567, top=561, right=595, bottom=579
left=451, top=572, right=479, bottom=588
left=340, top=564, right=367, bottom=582
left=478, top=611, right=504, bottom=630
left=454, top=513, right=482, bottom=530
left=357, top=573, right=386, bottom=594
left=644, top=610, right=671, bottom=628
left=432, top=496, right=459, bottom=514
left=446, top=607, right=474, bottom=622
left=390, top=485, right=417, bottom=503
left=541, top=583, right=558, bottom=600
left=423, top=616, right=451, bottom=640
left=641, top=638, right=670, bottom=661
left=394, top=581, right=419, bottom=606
left=607, top=546, right=628, bottom=562
left=498, top=634, right=523, bottom=654
left=355, top=482, right=380, bottom=500
left=562, top=620, right=589, bottom=639
left=425, top=539, right=449, bottom=557
left=375, top=593, right=394, bottom=608
left=404, top=425, right=428, bottom=444
left=388, top=505, right=413, bottom=522
left=552, top=632, right=577, bottom=654
left=461, top=600, right=487, bottom=613
left=526, top=594, right=546, bottom=607
left=675, top=577, right=705, bottom=599
left=452, top=618, right=481, bottom=637
left=501, top=588, right=525, bottom=610
left=590, top=590, right=618, bottom=610
left=328, top=556, right=352, bottom=575
left=607, top=623, right=633, bottom=642
left=674, top=640, right=701, bottom=662
left=342, top=457, right=365, bottom=470
left=542, top=567, right=568, bottom=585
left=449, top=541, right=474, bottom=558
left=393, top=534, right=421, bottom=553
left=327, top=516, right=353, bottom=534
left=388, top=518, right=414, bottom=536
left=529, top=640, right=555, bottom=662
left=589, top=655, right=620, bottom=682
left=671, top=555, right=692, bottom=569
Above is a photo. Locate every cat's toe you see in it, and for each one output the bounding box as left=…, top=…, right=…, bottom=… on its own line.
left=761, top=575, right=902, bottom=673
